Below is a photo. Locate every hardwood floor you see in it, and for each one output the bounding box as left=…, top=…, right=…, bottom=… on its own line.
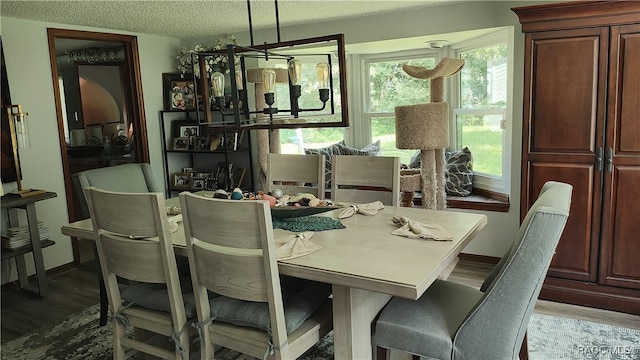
left=1, top=260, right=100, bottom=344
left=1, top=259, right=638, bottom=346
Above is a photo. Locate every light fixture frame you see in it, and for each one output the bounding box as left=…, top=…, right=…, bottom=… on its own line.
left=192, top=33, right=349, bottom=130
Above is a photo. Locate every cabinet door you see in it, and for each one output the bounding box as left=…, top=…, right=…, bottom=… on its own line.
left=599, top=24, right=640, bottom=289
left=521, top=27, right=608, bottom=282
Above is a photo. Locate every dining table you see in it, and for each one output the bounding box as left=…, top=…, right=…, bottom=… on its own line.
left=61, top=192, right=487, bottom=360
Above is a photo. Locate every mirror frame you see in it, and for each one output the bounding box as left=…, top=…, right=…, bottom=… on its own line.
left=46, top=28, right=150, bottom=262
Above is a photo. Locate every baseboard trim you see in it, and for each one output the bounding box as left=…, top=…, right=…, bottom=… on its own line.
left=1, top=262, right=76, bottom=294
left=541, top=277, right=640, bottom=315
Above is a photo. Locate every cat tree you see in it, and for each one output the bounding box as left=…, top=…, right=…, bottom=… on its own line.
left=246, top=68, right=288, bottom=190
left=395, top=57, right=464, bottom=210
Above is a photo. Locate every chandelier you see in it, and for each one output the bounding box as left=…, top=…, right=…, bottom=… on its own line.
left=191, top=1, right=348, bottom=130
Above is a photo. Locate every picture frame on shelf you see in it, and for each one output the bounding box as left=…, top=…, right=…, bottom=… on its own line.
left=179, top=125, right=199, bottom=138
left=162, top=73, right=201, bottom=111
left=173, top=137, right=189, bottom=150
left=193, top=137, right=208, bottom=151
left=231, top=167, right=246, bottom=189
left=190, top=177, right=206, bottom=190
left=215, top=161, right=233, bottom=190
left=169, top=91, right=186, bottom=110
left=173, top=172, right=191, bottom=189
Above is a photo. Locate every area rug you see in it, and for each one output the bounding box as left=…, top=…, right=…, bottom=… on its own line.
left=2, top=304, right=638, bottom=360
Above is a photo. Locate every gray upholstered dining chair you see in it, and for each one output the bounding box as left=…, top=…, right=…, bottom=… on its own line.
left=73, top=163, right=161, bottom=219
left=179, top=193, right=333, bottom=360
left=72, top=163, right=167, bottom=326
left=331, top=155, right=400, bottom=206
left=266, top=153, right=326, bottom=198
left=374, top=181, right=572, bottom=360
left=86, top=187, right=194, bottom=359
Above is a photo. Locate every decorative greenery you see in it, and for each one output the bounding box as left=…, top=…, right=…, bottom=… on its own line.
left=176, top=35, right=238, bottom=77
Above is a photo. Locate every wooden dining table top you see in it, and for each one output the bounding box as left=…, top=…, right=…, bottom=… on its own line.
left=61, top=193, right=487, bottom=301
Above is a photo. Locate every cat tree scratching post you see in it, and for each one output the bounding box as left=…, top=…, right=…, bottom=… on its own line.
left=246, top=68, right=288, bottom=191
left=395, top=58, right=464, bottom=210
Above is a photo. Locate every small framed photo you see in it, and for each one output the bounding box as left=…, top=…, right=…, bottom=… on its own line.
left=162, top=73, right=201, bottom=111
left=193, top=137, right=208, bottom=151
left=169, top=91, right=186, bottom=110
left=179, top=125, right=199, bottom=138
left=173, top=173, right=191, bottom=189
left=191, top=177, right=206, bottom=190
left=173, top=137, right=189, bottom=150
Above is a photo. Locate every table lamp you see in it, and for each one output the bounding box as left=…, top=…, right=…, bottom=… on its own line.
left=5, top=104, right=44, bottom=197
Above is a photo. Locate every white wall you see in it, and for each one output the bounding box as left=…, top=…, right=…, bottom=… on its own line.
left=0, top=17, right=178, bottom=284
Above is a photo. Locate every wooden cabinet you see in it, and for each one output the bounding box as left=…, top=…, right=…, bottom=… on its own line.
left=514, top=2, right=640, bottom=314
left=159, top=110, right=254, bottom=197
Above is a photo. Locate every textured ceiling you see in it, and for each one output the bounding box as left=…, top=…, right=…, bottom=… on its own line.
left=1, top=0, right=458, bottom=38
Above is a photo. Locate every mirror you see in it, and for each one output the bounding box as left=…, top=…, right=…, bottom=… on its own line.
left=47, top=28, right=150, bottom=264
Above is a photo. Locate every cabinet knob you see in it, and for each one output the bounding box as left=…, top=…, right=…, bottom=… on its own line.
left=596, top=147, right=603, bottom=172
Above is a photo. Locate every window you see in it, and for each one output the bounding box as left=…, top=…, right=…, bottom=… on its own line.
left=276, top=56, right=345, bottom=154
left=452, top=30, right=511, bottom=193
left=274, top=29, right=512, bottom=195
left=362, top=52, right=437, bottom=164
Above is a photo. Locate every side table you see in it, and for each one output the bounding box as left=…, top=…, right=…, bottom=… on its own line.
left=1, top=191, right=57, bottom=296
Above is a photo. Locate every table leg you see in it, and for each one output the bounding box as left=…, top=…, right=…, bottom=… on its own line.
left=25, top=203, right=47, bottom=296
left=332, top=285, right=391, bottom=360
left=8, top=209, right=31, bottom=290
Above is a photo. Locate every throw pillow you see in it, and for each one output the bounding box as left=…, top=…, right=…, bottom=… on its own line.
left=358, top=140, right=382, bottom=156
left=445, top=147, right=473, bottom=197
left=304, top=141, right=345, bottom=189
left=407, top=148, right=474, bottom=197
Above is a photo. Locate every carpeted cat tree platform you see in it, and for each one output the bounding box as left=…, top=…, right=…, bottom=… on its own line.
left=395, top=57, right=464, bottom=210
left=246, top=68, right=288, bottom=191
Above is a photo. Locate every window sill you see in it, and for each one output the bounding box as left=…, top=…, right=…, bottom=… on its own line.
left=324, top=187, right=510, bottom=212
left=412, top=188, right=510, bottom=212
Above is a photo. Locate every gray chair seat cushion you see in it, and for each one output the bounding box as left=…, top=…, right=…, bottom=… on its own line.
left=121, top=276, right=202, bottom=318
left=209, top=279, right=332, bottom=334
left=374, top=280, right=482, bottom=359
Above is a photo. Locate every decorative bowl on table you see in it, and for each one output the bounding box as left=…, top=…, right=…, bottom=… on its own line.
left=270, top=205, right=343, bottom=219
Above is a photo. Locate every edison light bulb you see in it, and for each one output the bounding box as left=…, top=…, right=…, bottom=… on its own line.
left=235, top=65, right=243, bottom=91
left=316, top=63, right=330, bottom=89
left=210, top=72, right=225, bottom=97
left=288, top=59, right=302, bottom=86
left=262, top=68, right=276, bottom=94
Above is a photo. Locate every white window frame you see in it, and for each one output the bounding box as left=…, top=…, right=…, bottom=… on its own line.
left=355, top=49, right=440, bottom=148
left=449, top=28, right=513, bottom=194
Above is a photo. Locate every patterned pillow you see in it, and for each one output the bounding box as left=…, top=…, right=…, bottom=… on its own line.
left=304, top=140, right=382, bottom=188
left=304, top=141, right=345, bottom=188
left=445, top=147, right=473, bottom=197
left=357, top=140, right=382, bottom=156
left=408, top=148, right=474, bottom=197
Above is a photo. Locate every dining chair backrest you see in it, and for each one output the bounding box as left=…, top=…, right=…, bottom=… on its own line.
left=374, top=181, right=572, bottom=360
left=179, top=192, right=332, bottom=360
left=73, top=162, right=161, bottom=219
left=86, top=187, right=190, bottom=359
left=266, top=153, right=325, bottom=198
left=331, top=155, right=400, bottom=206
left=455, top=181, right=572, bottom=358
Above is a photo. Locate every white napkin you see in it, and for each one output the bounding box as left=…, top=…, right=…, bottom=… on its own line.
left=390, top=216, right=452, bottom=241
left=338, top=201, right=385, bottom=219
left=274, top=231, right=321, bottom=260
left=166, top=205, right=182, bottom=215
left=167, top=214, right=182, bottom=233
